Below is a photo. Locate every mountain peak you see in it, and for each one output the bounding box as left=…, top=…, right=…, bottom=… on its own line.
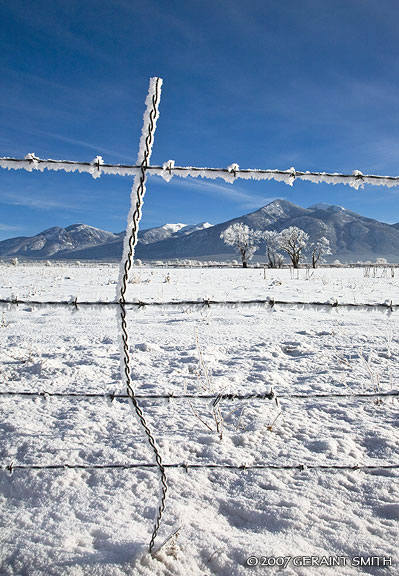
left=266, top=198, right=296, bottom=208
left=138, top=221, right=214, bottom=245
left=160, top=223, right=187, bottom=232
left=65, top=223, right=90, bottom=232
left=308, top=203, right=345, bottom=212
left=176, top=222, right=214, bottom=235
left=246, top=198, right=307, bottom=223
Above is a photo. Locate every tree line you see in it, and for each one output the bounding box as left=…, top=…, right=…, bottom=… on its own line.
left=220, top=223, right=331, bottom=268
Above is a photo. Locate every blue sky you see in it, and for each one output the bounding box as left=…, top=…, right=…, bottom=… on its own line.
left=1, top=0, right=399, bottom=240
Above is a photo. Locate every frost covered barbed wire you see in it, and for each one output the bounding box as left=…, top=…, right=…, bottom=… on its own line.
left=2, top=462, right=399, bottom=473
left=0, top=390, right=397, bottom=400
left=0, top=297, right=397, bottom=312
left=2, top=156, right=399, bottom=189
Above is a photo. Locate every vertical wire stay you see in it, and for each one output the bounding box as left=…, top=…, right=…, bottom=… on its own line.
left=117, top=77, right=167, bottom=553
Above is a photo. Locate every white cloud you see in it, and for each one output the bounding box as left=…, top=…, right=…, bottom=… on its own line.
left=0, top=224, right=22, bottom=232
left=35, top=130, right=134, bottom=163
left=0, top=192, right=79, bottom=212
left=153, top=175, right=277, bottom=210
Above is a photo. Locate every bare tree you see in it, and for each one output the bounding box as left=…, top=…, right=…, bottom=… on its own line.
left=220, top=223, right=263, bottom=268
left=310, top=237, right=331, bottom=268
left=278, top=226, right=309, bottom=268
left=264, top=231, right=284, bottom=268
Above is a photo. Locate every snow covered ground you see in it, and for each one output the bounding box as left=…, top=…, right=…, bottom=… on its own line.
left=0, top=262, right=398, bottom=575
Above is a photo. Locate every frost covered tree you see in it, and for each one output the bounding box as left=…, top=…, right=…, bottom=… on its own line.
left=375, top=257, right=388, bottom=266
left=264, top=231, right=284, bottom=268
left=310, top=237, right=331, bottom=268
left=278, top=226, right=309, bottom=268
left=220, top=223, right=263, bottom=268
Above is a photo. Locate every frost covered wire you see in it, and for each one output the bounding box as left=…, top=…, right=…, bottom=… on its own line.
left=2, top=462, right=399, bottom=473
left=0, top=297, right=397, bottom=312
left=0, top=390, right=398, bottom=400
left=116, top=76, right=166, bottom=554
left=2, top=156, right=399, bottom=189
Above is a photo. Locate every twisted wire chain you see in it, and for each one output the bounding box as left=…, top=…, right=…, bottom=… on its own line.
left=118, top=77, right=167, bottom=553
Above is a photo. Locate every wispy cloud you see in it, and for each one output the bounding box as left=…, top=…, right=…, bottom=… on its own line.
left=5, top=4, right=114, bottom=65
left=116, top=0, right=203, bottom=43
left=0, top=223, right=23, bottom=232
left=154, top=175, right=277, bottom=209
left=35, top=131, right=135, bottom=163
left=0, top=116, right=135, bottom=162
left=0, top=192, right=81, bottom=212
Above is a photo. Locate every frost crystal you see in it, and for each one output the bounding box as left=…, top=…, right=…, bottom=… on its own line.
left=90, top=156, right=104, bottom=179
left=288, top=167, right=296, bottom=186
left=162, top=160, right=175, bottom=182
left=351, top=170, right=365, bottom=190
left=24, top=153, right=39, bottom=171
left=226, top=163, right=240, bottom=183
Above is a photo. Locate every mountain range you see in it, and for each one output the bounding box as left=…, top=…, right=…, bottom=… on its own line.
left=1, top=199, right=399, bottom=263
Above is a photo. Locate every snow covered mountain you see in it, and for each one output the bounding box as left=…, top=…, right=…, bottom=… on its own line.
left=0, top=224, right=120, bottom=258
left=0, top=221, right=214, bottom=259
left=134, top=199, right=399, bottom=262
left=175, top=222, right=213, bottom=236
left=139, top=222, right=213, bottom=244
left=139, top=223, right=187, bottom=244
left=1, top=201, right=399, bottom=262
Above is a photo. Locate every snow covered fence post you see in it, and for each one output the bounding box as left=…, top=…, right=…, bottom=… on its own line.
left=117, top=77, right=167, bottom=553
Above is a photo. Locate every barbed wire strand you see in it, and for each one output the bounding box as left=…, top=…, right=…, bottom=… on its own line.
left=2, top=462, right=398, bottom=473
left=118, top=77, right=167, bottom=554
left=0, top=297, right=397, bottom=311
left=0, top=390, right=397, bottom=401
left=1, top=156, right=399, bottom=189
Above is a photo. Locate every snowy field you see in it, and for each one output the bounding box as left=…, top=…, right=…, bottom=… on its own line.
left=0, top=262, right=398, bottom=575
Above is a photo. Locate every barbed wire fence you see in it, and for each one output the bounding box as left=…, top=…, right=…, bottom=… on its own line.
left=1, top=76, right=399, bottom=554
left=1, top=390, right=398, bottom=400
left=2, top=155, right=399, bottom=189
left=3, top=463, right=399, bottom=473
left=0, top=297, right=398, bottom=311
